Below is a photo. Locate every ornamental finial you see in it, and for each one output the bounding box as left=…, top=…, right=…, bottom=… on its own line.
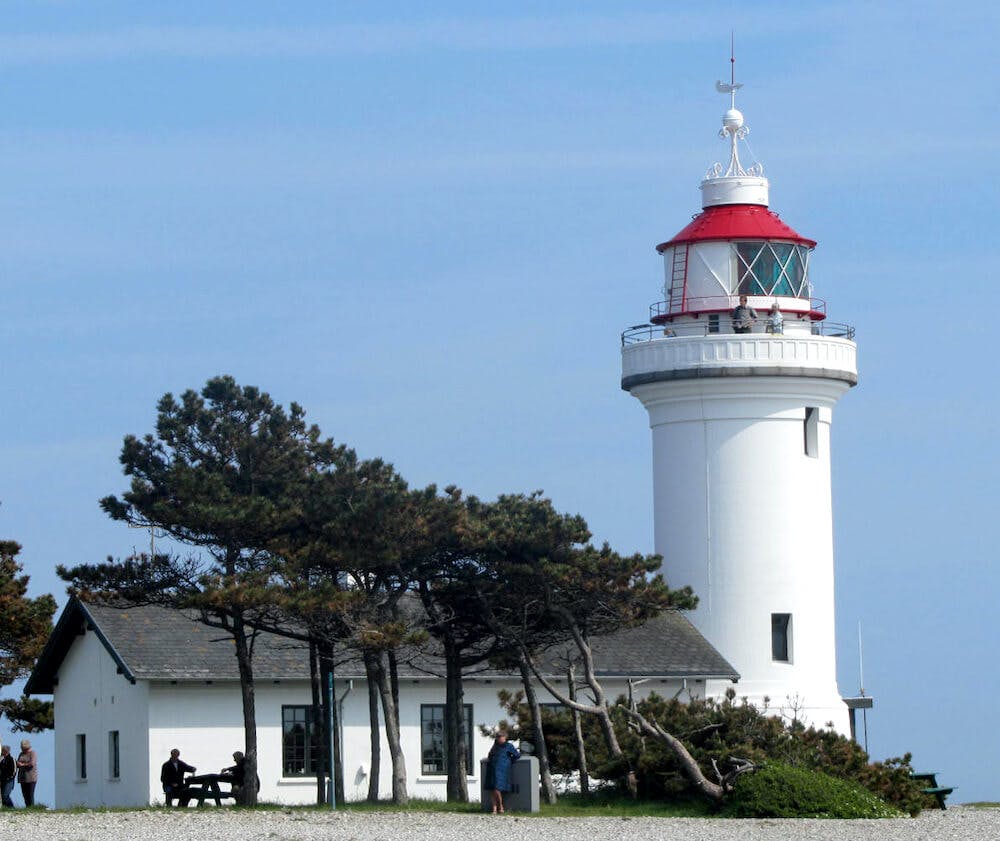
left=707, top=36, right=763, bottom=180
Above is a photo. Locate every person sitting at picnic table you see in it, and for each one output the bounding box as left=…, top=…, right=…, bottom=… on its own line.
left=220, top=751, right=259, bottom=800
left=160, top=748, right=195, bottom=806
left=484, top=730, right=520, bottom=814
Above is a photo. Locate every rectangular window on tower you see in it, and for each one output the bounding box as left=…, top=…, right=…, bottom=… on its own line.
left=772, top=613, right=792, bottom=662
left=804, top=407, right=819, bottom=458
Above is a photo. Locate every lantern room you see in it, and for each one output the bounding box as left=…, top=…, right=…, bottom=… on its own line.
left=648, top=85, right=827, bottom=337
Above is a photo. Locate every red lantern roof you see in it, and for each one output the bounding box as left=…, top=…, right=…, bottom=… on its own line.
left=656, top=203, right=816, bottom=252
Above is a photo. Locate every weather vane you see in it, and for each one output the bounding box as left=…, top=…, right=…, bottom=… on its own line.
left=714, top=32, right=743, bottom=109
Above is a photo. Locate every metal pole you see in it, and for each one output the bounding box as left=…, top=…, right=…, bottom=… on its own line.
left=327, top=668, right=336, bottom=809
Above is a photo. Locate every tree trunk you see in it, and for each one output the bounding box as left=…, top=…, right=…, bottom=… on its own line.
left=517, top=652, right=556, bottom=804
left=619, top=706, right=730, bottom=803
left=309, top=640, right=326, bottom=805
left=388, top=648, right=401, bottom=732
left=332, top=670, right=344, bottom=806
left=521, top=618, right=638, bottom=798
left=567, top=664, right=589, bottom=796
left=318, top=649, right=334, bottom=806
left=367, top=650, right=408, bottom=804
left=443, top=643, right=468, bottom=802
left=232, top=612, right=259, bottom=806
left=365, top=655, right=381, bottom=802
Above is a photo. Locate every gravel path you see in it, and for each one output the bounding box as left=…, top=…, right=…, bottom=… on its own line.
left=0, top=807, right=995, bottom=841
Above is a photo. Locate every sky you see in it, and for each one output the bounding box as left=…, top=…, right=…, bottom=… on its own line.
left=1, top=0, right=997, bottom=807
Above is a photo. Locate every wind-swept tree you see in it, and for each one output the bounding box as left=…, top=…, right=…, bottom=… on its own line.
left=469, top=494, right=697, bottom=798
left=60, top=376, right=341, bottom=805
left=0, top=539, right=57, bottom=731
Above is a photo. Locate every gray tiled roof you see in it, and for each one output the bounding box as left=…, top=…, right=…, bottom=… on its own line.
left=26, top=598, right=737, bottom=693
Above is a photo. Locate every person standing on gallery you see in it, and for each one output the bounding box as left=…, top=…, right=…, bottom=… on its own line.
left=766, top=302, right=784, bottom=334
left=731, top=295, right=757, bottom=333
left=0, top=744, right=16, bottom=807
left=484, top=730, right=520, bottom=814
left=160, top=748, right=195, bottom=806
left=15, top=740, right=37, bottom=807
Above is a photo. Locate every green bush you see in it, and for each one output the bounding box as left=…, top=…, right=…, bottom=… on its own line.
left=723, top=762, right=900, bottom=819
left=500, top=688, right=926, bottom=814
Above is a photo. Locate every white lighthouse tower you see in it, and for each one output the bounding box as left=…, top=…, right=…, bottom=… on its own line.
left=621, top=73, right=857, bottom=732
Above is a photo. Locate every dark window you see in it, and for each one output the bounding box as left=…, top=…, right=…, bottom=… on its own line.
left=772, top=613, right=792, bottom=662
left=421, top=704, right=473, bottom=776
left=708, top=313, right=720, bottom=334
left=76, top=733, right=87, bottom=780
left=804, top=407, right=818, bottom=458
left=282, top=705, right=323, bottom=777
left=108, top=731, right=120, bottom=779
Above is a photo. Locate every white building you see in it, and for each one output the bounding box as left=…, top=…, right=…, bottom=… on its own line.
left=621, top=78, right=856, bottom=732
left=26, top=598, right=737, bottom=807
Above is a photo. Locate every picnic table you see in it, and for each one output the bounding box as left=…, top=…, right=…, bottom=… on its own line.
left=911, top=770, right=955, bottom=809
left=178, top=772, right=237, bottom=807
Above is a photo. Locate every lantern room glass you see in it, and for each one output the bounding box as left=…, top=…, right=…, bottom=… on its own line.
left=735, top=242, right=809, bottom=298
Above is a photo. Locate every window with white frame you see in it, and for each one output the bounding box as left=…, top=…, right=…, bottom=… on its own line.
left=420, top=704, right=473, bottom=776
left=282, top=705, right=322, bottom=777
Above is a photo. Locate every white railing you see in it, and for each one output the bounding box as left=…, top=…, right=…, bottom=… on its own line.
left=622, top=319, right=854, bottom=346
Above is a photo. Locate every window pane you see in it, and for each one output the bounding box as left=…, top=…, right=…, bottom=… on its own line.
left=108, top=731, right=120, bottom=779
left=421, top=704, right=474, bottom=776
left=76, top=734, right=87, bottom=780
left=282, top=705, right=321, bottom=777
left=772, top=613, right=791, bottom=661
left=735, top=243, right=765, bottom=295
left=421, top=705, right=445, bottom=775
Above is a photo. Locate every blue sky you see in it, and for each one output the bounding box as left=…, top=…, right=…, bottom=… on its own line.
left=1, top=1, right=996, bottom=805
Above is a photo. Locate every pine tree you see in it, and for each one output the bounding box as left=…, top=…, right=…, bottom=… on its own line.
left=0, top=539, right=56, bottom=731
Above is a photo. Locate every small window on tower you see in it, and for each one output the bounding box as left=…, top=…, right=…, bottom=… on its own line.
left=772, top=613, right=792, bottom=662
left=804, top=407, right=818, bottom=458
left=709, top=314, right=720, bottom=334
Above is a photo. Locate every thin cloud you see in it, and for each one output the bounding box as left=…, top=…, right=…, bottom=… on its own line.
left=0, top=12, right=835, bottom=64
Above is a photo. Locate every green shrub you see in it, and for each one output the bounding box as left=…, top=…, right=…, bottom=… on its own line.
left=500, top=688, right=926, bottom=814
left=723, top=762, right=900, bottom=819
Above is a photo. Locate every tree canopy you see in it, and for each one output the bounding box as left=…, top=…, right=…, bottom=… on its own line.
left=0, top=538, right=57, bottom=732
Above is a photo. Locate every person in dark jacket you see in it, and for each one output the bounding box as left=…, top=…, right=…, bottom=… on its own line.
left=220, top=751, right=259, bottom=801
left=484, top=731, right=520, bottom=814
left=160, top=748, right=195, bottom=806
left=0, top=745, right=16, bottom=807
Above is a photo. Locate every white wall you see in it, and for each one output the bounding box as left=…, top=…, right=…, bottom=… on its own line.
left=54, top=632, right=700, bottom=807
left=144, top=674, right=695, bottom=804
left=52, top=628, right=150, bottom=808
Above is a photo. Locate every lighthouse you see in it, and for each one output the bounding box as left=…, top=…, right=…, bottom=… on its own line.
left=621, top=73, right=857, bottom=732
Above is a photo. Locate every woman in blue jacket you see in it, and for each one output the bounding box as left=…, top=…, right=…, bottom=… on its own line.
left=484, top=731, right=520, bottom=814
